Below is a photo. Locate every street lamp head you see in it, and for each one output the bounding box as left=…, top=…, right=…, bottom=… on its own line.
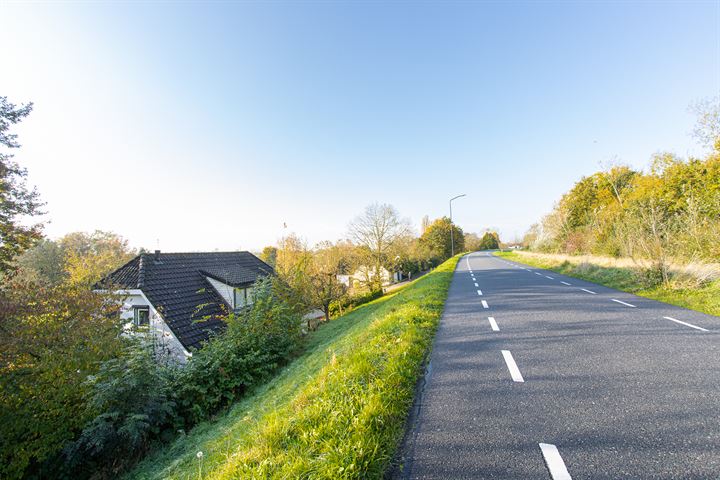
left=450, top=194, right=467, bottom=202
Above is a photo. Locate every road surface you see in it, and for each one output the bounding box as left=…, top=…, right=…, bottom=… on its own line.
left=396, top=252, right=720, bottom=479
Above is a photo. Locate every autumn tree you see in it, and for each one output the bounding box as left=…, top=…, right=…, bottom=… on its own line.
left=307, top=241, right=348, bottom=323
left=0, top=97, right=44, bottom=276
left=0, top=276, right=124, bottom=477
left=419, top=217, right=464, bottom=262
left=273, top=233, right=314, bottom=312
left=478, top=231, right=500, bottom=250
left=464, top=232, right=482, bottom=252
left=260, top=246, right=278, bottom=268
left=61, top=231, right=135, bottom=286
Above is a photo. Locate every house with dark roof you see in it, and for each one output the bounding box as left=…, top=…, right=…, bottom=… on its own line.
left=98, top=250, right=273, bottom=361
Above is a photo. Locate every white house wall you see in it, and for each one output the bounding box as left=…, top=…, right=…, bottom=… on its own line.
left=206, top=276, right=234, bottom=307
left=118, top=289, right=191, bottom=363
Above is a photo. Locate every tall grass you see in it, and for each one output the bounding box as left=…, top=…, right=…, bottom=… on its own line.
left=127, top=255, right=459, bottom=479
left=497, top=251, right=720, bottom=317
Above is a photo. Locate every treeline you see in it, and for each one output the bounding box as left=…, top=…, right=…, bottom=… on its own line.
left=524, top=100, right=720, bottom=284
left=261, top=207, right=500, bottom=325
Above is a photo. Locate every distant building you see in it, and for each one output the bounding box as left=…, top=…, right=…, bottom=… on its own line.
left=337, top=265, right=401, bottom=289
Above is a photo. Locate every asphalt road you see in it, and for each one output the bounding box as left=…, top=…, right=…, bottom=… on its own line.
left=396, top=252, right=720, bottom=479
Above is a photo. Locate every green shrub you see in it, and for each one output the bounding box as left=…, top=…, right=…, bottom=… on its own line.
left=61, top=341, right=177, bottom=478
left=636, top=265, right=665, bottom=288
left=173, top=277, right=303, bottom=426
left=29, top=277, right=303, bottom=479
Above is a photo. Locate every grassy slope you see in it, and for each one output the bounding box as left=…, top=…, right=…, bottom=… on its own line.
left=127, top=256, right=459, bottom=480
left=496, top=251, right=720, bottom=317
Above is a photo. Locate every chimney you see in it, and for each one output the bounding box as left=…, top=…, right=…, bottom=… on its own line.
left=154, top=250, right=161, bottom=262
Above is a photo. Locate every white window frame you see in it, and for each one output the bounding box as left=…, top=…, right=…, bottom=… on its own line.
left=133, top=306, right=150, bottom=326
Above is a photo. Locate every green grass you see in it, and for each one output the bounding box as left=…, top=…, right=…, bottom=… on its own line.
left=127, top=255, right=460, bottom=480
left=496, top=251, right=720, bottom=317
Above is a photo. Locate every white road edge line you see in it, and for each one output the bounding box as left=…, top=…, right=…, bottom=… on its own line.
left=561, top=281, right=571, bottom=286
left=611, top=298, right=636, bottom=308
left=501, top=350, right=524, bottom=382
left=581, top=288, right=596, bottom=295
left=477, top=289, right=483, bottom=296
left=488, top=316, right=499, bottom=331
left=663, top=316, right=708, bottom=332
left=545, top=275, right=554, bottom=279
left=481, top=300, right=489, bottom=309
left=539, top=443, right=572, bottom=480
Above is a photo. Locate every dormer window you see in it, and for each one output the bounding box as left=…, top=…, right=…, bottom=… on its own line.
left=134, top=306, right=150, bottom=326
left=233, top=286, right=254, bottom=310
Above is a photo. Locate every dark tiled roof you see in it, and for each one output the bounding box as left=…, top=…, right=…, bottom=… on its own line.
left=101, top=251, right=273, bottom=350
left=201, top=264, right=268, bottom=287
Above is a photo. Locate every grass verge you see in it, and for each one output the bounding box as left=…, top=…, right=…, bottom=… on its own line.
left=496, top=251, right=720, bottom=317
left=127, top=255, right=460, bottom=479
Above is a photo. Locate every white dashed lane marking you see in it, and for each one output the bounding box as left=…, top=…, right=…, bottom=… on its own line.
left=481, top=300, right=489, bottom=309
left=561, top=281, right=571, bottom=286
left=611, top=298, right=636, bottom=308
left=663, top=316, right=708, bottom=332
left=477, top=289, right=483, bottom=296
left=539, top=443, right=572, bottom=480
left=581, top=288, right=597, bottom=295
left=488, top=316, right=499, bottom=331
left=501, top=350, right=524, bottom=382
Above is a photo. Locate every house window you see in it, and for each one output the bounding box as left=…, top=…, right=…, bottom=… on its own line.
left=134, top=306, right=150, bottom=326
left=234, top=288, right=247, bottom=309
left=234, top=287, right=254, bottom=310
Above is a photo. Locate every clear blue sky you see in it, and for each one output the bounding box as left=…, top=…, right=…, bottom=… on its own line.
left=2, top=1, right=718, bottom=251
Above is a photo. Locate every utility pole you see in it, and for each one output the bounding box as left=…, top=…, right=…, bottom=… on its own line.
left=449, top=194, right=466, bottom=257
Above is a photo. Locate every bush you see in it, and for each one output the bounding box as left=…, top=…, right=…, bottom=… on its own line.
left=636, top=264, right=666, bottom=288
left=25, top=277, right=303, bottom=479
left=61, top=341, right=177, bottom=478
left=173, top=277, right=303, bottom=426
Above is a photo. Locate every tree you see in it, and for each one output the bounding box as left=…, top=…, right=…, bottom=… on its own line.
left=0, top=278, right=124, bottom=478
left=348, top=203, right=410, bottom=292
left=464, top=232, right=482, bottom=252
left=307, top=242, right=348, bottom=323
left=13, top=238, right=66, bottom=285
left=260, top=246, right=278, bottom=268
left=273, top=234, right=314, bottom=313
left=420, top=215, right=430, bottom=234
left=61, top=231, right=135, bottom=286
left=478, top=231, right=500, bottom=250
left=0, top=97, right=44, bottom=275
left=691, top=97, right=720, bottom=152
left=419, top=217, right=464, bottom=262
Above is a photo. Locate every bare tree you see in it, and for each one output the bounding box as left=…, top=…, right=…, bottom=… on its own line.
left=690, top=97, right=720, bottom=152
left=348, top=203, right=411, bottom=291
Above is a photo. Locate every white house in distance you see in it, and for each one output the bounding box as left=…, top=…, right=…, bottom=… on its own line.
left=337, top=265, right=402, bottom=290
left=97, top=250, right=273, bottom=362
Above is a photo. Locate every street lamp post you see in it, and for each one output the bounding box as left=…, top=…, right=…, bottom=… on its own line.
left=449, top=194, right=466, bottom=257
